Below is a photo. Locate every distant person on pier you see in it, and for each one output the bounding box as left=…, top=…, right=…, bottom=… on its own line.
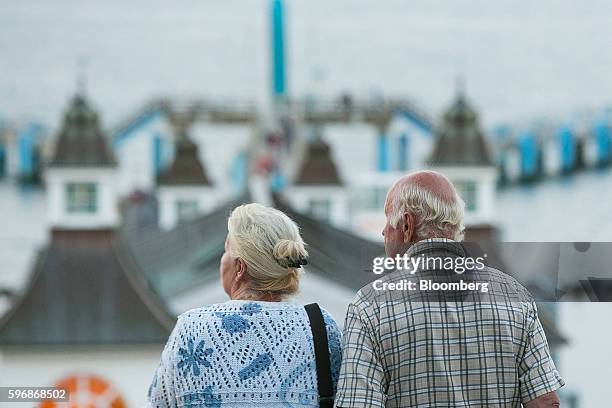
left=147, top=203, right=342, bottom=407
left=335, top=170, right=564, bottom=408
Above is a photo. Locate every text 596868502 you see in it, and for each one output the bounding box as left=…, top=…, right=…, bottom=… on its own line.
left=0, top=387, right=69, bottom=402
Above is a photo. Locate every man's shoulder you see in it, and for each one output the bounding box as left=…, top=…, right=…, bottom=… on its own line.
left=351, top=284, right=376, bottom=309
left=349, top=269, right=410, bottom=313
left=481, top=265, right=535, bottom=302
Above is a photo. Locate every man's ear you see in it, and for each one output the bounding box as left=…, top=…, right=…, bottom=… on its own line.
left=403, top=212, right=415, bottom=243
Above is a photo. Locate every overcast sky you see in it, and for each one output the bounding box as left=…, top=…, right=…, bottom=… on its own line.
left=1, top=0, right=611, bottom=128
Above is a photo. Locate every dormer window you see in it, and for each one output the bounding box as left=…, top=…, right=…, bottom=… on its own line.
left=176, top=199, right=199, bottom=223
left=309, top=198, right=331, bottom=221
left=65, top=182, right=98, bottom=213
left=455, top=181, right=477, bottom=212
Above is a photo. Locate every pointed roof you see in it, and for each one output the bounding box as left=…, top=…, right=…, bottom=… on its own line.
left=0, top=230, right=174, bottom=345
left=428, top=90, right=494, bottom=167
left=294, top=132, right=343, bottom=186
left=49, top=94, right=116, bottom=168
left=157, top=129, right=213, bottom=186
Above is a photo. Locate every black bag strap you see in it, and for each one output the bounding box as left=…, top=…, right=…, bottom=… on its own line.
left=304, top=303, right=334, bottom=408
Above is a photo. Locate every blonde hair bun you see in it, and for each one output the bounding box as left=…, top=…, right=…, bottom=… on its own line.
left=273, top=239, right=309, bottom=269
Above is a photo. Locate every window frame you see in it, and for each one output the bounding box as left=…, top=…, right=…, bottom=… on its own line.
left=65, top=182, right=98, bottom=214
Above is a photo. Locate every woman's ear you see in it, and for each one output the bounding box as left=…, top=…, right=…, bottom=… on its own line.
left=234, top=258, right=247, bottom=281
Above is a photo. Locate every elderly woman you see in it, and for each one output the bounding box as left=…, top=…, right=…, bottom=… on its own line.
left=147, top=203, right=342, bottom=407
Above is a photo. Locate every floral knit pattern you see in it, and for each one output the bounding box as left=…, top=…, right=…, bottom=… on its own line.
left=147, top=300, right=342, bottom=408
left=178, top=339, right=214, bottom=377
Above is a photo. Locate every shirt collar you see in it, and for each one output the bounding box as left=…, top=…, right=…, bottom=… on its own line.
left=405, top=238, right=466, bottom=258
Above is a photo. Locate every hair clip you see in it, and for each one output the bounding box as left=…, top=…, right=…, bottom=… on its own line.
left=287, top=258, right=308, bottom=268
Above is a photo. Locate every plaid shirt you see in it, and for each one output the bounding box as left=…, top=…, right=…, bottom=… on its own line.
left=336, top=239, right=564, bottom=407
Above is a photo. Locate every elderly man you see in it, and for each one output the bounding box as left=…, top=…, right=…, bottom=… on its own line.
left=335, top=170, right=564, bottom=407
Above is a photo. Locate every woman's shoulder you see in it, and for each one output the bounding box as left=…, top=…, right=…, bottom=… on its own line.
left=173, top=301, right=337, bottom=349
left=319, top=306, right=340, bottom=325
left=178, top=300, right=311, bottom=321
left=177, top=301, right=341, bottom=327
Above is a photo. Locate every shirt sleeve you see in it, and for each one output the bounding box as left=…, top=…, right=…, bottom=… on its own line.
left=335, top=298, right=388, bottom=408
left=518, top=302, right=565, bottom=404
left=146, top=318, right=181, bottom=408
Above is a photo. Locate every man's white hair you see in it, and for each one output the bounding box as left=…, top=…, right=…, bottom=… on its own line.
left=388, top=177, right=466, bottom=241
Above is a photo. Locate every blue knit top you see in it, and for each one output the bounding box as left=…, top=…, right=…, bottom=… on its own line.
left=147, top=300, right=342, bottom=407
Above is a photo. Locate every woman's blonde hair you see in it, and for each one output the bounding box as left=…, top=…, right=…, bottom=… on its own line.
left=227, top=203, right=308, bottom=298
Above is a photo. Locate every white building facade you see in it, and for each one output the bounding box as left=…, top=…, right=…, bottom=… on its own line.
left=0, top=95, right=174, bottom=408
